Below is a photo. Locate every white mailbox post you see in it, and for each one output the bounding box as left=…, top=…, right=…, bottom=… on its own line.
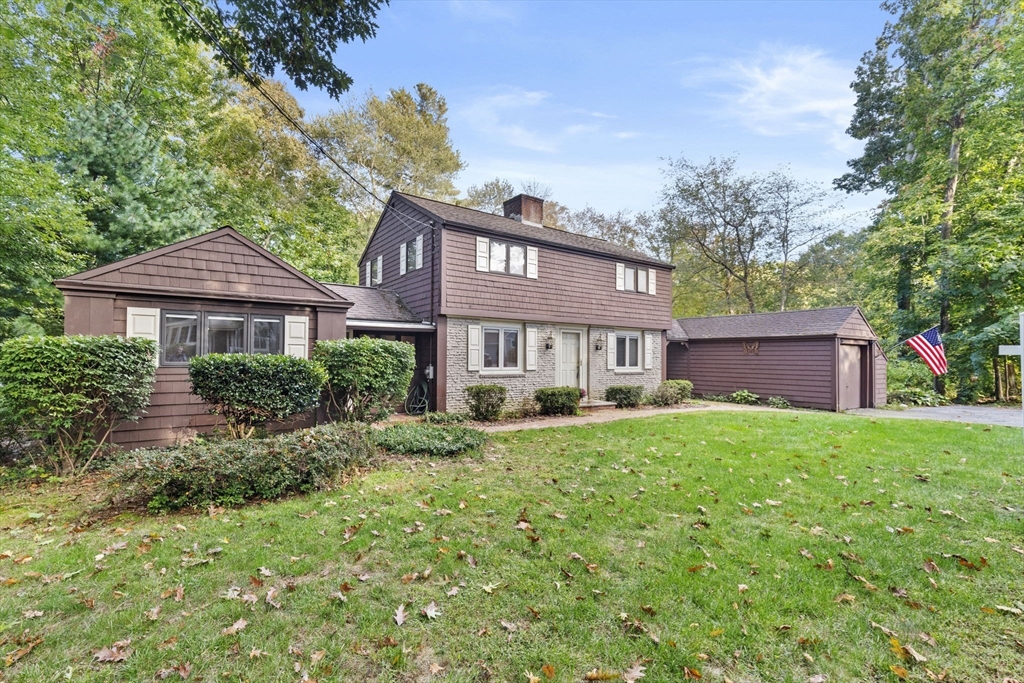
left=997, top=312, right=1024, bottom=438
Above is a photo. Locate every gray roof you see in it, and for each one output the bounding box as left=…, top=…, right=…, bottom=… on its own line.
left=675, top=306, right=868, bottom=340
left=668, top=319, right=688, bottom=342
left=320, top=284, right=421, bottom=322
left=395, top=193, right=671, bottom=268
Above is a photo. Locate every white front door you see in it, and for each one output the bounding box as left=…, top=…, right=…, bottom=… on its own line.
left=559, top=331, right=581, bottom=388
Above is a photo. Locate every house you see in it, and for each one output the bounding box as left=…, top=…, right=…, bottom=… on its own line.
left=353, top=192, right=676, bottom=412
left=666, top=306, right=887, bottom=411
left=55, top=227, right=351, bottom=449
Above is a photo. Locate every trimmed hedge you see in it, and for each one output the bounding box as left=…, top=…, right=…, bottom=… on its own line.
left=422, top=412, right=471, bottom=425
left=605, top=385, right=644, bottom=408
left=466, top=384, right=507, bottom=421
left=647, top=380, right=693, bottom=406
left=189, top=354, right=326, bottom=439
left=374, top=424, right=486, bottom=457
left=0, top=335, right=157, bottom=476
left=109, top=422, right=374, bottom=511
left=313, top=338, right=416, bottom=423
left=535, top=386, right=581, bottom=415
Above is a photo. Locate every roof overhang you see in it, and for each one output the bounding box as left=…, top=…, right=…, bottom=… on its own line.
left=54, top=279, right=353, bottom=311
left=346, top=319, right=435, bottom=331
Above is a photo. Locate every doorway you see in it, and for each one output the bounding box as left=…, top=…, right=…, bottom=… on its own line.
left=558, top=330, right=583, bottom=390
left=839, top=343, right=864, bottom=410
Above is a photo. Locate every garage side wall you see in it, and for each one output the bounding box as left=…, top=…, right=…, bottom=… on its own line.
left=873, top=343, right=887, bottom=407
left=681, top=338, right=837, bottom=410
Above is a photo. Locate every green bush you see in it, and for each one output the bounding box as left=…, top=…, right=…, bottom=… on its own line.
left=605, top=385, right=644, bottom=408
left=702, top=393, right=731, bottom=402
left=374, top=424, right=486, bottom=457
left=888, top=387, right=949, bottom=406
left=189, top=354, right=326, bottom=439
left=313, top=338, right=416, bottom=423
left=729, top=389, right=760, bottom=405
left=647, top=380, right=694, bottom=406
left=887, top=359, right=935, bottom=393
left=422, top=411, right=471, bottom=425
left=534, top=386, right=581, bottom=415
left=767, top=396, right=792, bottom=409
left=109, top=422, right=373, bottom=511
left=466, top=384, right=507, bottom=421
left=0, top=335, right=157, bottom=476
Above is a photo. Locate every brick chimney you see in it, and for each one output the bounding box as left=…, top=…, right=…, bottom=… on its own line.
left=502, top=194, right=544, bottom=227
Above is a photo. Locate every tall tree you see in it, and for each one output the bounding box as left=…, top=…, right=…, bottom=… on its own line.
left=465, top=178, right=516, bottom=215
left=312, top=84, right=464, bottom=227
left=158, top=0, right=385, bottom=100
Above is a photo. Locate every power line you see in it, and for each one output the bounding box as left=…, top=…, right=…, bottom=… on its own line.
left=170, top=0, right=435, bottom=240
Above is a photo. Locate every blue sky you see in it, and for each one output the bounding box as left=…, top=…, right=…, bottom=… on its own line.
left=288, top=0, right=891, bottom=220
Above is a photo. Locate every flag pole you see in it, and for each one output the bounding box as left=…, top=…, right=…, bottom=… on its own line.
left=882, top=324, right=940, bottom=356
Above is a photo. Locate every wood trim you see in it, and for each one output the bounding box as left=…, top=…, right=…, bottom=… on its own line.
left=55, top=279, right=352, bottom=310
left=436, top=315, right=447, bottom=412
left=439, top=305, right=670, bottom=330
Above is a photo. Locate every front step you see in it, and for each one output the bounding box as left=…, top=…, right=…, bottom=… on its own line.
left=579, top=398, right=617, bottom=411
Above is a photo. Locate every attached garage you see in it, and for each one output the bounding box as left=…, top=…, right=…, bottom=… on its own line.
left=667, top=307, right=886, bottom=411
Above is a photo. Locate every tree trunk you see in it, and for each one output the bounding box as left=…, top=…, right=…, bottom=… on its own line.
left=993, top=356, right=1003, bottom=402
left=934, top=120, right=963, bottom=396
left=779, top=258, right=789, bottom=311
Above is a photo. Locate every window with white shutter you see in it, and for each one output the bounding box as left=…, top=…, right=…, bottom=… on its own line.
left=375, top=255, right=383, bottom=284
left=364, top=261, right=371, bottom=286
left=615, top=263, right=625, bottom=291
left=467, top=324, right=482, bottom=371
left=525, top=327, right=538, bottom=370
left=649, top=269, right=657, bottom=295
left=607, top=331, right=616, bottom=369
left=399, top=242, right=407, bottom=276
left=284, top=315, right=309, bottom=359
left=126, top=307, right=160, bottom=343
left=415, top=235, right=423, bottom=269
left=526, top=246, right=538, bottom=279
left=476, top=237, right=489, bottom=271
left=644, top=332, right=654, bottom=369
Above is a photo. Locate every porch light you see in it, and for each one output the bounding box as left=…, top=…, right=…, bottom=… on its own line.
left=595, top=340, right=603, bottom=351
left=545, top=333, right=554, bottom=350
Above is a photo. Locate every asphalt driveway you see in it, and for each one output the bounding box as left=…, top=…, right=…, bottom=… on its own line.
left=847, top=404, right=1022, bottom=428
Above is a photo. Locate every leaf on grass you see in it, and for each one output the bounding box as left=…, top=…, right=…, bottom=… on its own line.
left=22, top=610, right=43, bottom=618
left=394, top=604, right=408, bottom=626
left=834, top=593, right=855, bottom=604
left=501, top=619, right=518, bottom=633
left=890, top=665, right=908, bottom=679
left=808, top=675, right=827, bottom=683
left=93, top=639, right=131, bottom=662
left=525, top=671, right=541, bottom=683
left=996, top=605, right=1024, bottom=615
left=156, top=661, right=192, bottom=679
left=903, top=644, right=927, bottom=663
left=853, top=575, right=878, bottom=591
left=918, top=632, right=936, bottom=647
left=145, top=605, right=162, bottom=621
left=624, top=661, right=648, bottom=681
left=541, top=663, right=556, bottom=679
left=3, top=635, right=43, bottom=666
left=265, top=586, right=281, bottom=609
left=870, top=621, right=898, bottom=638
left=737, top=584, right=749, bottom=593
left=258, top=566, right=273, bottom=577
left=923, top=558, right=940, bottom=574
left=447, top=586, right=459, bottom=597
left=421, top=601, right=441, bottom=620
left=799, top=548, right=814, bottom=560
left=681, top=666, right=700, bottom=680
left=583, top=669, right=619, bottom=681
left=890, top=637, right=908, bottom=660
left=221, top=619, right=247, bottom=636
left=482, top=583, right=499, bottom=594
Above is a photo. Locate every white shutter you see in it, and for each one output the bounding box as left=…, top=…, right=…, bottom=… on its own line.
left=399, top=242, right=407, bottom=276
left=415, top=235, right=423, bottom=269
left=375, top=255, right=383, bottom=284
left=476, top=237, right=490, bottom=271
left=467, top=324, right=482, bottom=371
left=607, top=332, right=616, bottom=370
left=615, top=263, right=625, bottom=290
left=284, top=315, right=309, bottom=359
left=525, top=327, right=538, bottom=370
left=526, top=246, right=538, bottom=279
left=644, top=332, right=654, bottom=370
left=364, top=261, right=370, bottom=286
left=649, top=269, right=657, bottom=296
left=126, top=307, right=160, bottom=343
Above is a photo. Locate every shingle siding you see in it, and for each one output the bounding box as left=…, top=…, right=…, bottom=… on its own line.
left=358, top=201, right=438, bottom=319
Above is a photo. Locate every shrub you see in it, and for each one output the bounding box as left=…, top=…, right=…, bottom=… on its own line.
left=888, top=387, right=949, bottom=407
left=109, top=422, right=373, bottom=511
left=605, top=385, right=644, bottom=408
left=767, top=396, right=792, bottom=409
left=374, top=424, right=486, bottom=457
left=422, top=411, right=471, bottom=425
left=0, top=335, right=157, bottom=476
left=729, top=389, right=760, bottom=405
left=512, top=395, right=541, bottom=419
left=466, top=384, right=507, bottom=421
left=647, top=380, right=694, bottom=406
left=887, top=359, right=935, bottom=393
left=189, top=354, right=326, bottom=439
left=702, top=393, right=731, bottom=402
left=313, top=338, right=416, bottom=423
left=535, top=386, right=581, bottom=416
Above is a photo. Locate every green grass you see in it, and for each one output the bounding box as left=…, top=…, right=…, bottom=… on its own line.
left=1, top=412, right=1022, bottom=682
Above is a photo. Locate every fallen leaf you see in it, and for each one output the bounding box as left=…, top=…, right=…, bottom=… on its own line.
left=430, top=662, right=445, bottom=674
left=996, top=605, right=1023, bottom=615
left=834, top=593, right=855, bottom=604
left=22, top=610, right=43, bottom=618
left=93, top=639, right=131, bottom=662
left=501, top=619, right=518, bottom=632
left=541, top=663, right=556, bottom=679
left=870, top=621, right=898, bottom=638
left=583, top=669, right=619, bottom=681
left=904, top=644, right=927, bottom=663
left=249, top=647, right=267, bottom=658
left=221, top=619, right=247, bottom=636
left=145, top=605, right=162, bottom=621
left=923, top=558, right=940, bottom=574
left=394, top=603, right=408, bottom=626
left=482, top=582, right=499, bottom=594
left=446, top=586, right=459, bottom=597
left=890, top=665, right=908, bottom=679
left=623, top=660, right=648, bottom=681
left=421, top=601, right=441, bottom=620
left=682, top=666, right=701, bottom=680
left=808, top=676, right=827, bottom=683
left=737, top=584, right=749, bottom=593
left=525, top=671, right=541, bottom=683
left=918, top=632, right=936, bottom=647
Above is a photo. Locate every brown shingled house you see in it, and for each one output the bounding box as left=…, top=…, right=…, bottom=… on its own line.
left=666, top=307, right=887, bottom=411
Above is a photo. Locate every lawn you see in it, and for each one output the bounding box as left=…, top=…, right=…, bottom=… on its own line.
left=1, top=411, right=1022, bottom=682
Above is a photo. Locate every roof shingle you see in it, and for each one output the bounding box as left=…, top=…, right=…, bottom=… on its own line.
left=394, top=193, right=671, bottom=268
left=676, top=307, right=869, bottom=340
left=320, top=284, right=421, bottom=322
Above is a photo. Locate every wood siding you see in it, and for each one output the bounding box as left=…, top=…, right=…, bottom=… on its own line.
left=873, top=343, right=887, bottom=406
left=441, top=228, right=672, bottom=329
left=359, top=200, right=439, bottom=320
left=89, top=233, right=329, bottom=300
left=837, top=310, right=877, bottom=340
left=668, top=338, right=838, bottom=411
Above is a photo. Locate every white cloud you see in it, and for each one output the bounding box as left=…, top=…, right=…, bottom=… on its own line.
left=613, top=131, right=641, bottom=140
left=685, top=45, right=858, bottom=153
left=461, top=88, right=559, bottom=152
left=564, top=124, right=600, bottom=136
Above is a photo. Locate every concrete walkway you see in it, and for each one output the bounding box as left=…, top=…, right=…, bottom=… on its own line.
left=847, top=405, right=1022, bottom=428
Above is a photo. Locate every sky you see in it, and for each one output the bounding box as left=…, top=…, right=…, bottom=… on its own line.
left=286, top=0, right=891, bottom=223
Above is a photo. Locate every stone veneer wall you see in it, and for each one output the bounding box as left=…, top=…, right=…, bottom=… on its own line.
left=587, top=327, right=663, bottom=399
left=445, top=317, right=664, bottom=413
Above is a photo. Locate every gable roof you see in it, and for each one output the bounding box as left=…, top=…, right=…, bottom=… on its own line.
left=55, top=227, right=350, bottom=307
left=320, top=284, right=421, bottom=322
left=675, top=307, right=877, bottom=341
left=392, top=192, right=672, bottom=268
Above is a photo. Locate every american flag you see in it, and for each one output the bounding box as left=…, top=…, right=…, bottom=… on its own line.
left=905, top=326, right=947, bottom=375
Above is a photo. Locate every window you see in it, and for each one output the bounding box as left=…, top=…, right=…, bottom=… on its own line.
left=482, top=325, right=520, bottom=370
left=370, top=256, right=381, bottom=285
left=624, top=266, right=636, bottom=292
left=616, top=263, right=656, bottom=294
left=615, top=333, right=640, bottom=369
left=160, top=311, right=284, bottom=365
left=401, top=235, right=423, bottom=275
left=487, top=240, right=528, bottom=276
left=405, top=238, right=418, bottom=272
left=637, top=268, right=648, bottom=293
